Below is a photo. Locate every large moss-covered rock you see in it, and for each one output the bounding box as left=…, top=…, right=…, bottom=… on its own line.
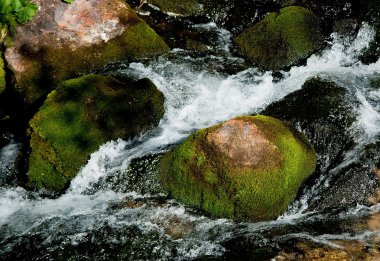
left=0, top=53, right=5, bottom=95
left=263, top=77, right=379, bottom=212
left=234, top=6, right=324, bottom=71
left=158, top=115, right=316, bottom=221
left=4, top=0, right=169, bottom=105
left=28, top=75, right=165, bottom=192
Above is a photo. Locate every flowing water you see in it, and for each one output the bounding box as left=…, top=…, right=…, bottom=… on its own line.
left=1, top=22, right=380, bottom=260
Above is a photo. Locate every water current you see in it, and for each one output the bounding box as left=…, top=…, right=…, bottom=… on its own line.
left=0, top=22, right=380, bottom=260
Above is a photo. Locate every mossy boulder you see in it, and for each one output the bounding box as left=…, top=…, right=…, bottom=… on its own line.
left=158, top=115, right=317, bottom=221
left=234, top=6, right=324, bottom=71
left=28, top=75, right=165, bottom=192
left=4, top=0, right=169, bottom=105
left=0, top=53, right=5, bottom=95
left=147, top=0, right=203, bottom=16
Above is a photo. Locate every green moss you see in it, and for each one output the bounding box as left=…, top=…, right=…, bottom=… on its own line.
left=28, top=75, right=165, bottom=192
left=147, top=0, right=202, bottom=16
left=120, top=21, right=170, bottom=58
left=158, top=115, right=316, bottom=221
left=0, top=52, right=5, bottom=94
left=235, top=6, right=323, bottom=70
left=12, top=11, right=169, bottom=105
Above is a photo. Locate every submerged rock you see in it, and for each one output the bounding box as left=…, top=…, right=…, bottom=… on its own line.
left=263, top=77, right=379, bottom=212
left=4, top=0, right=169, bottom=105
left=158, top=115, right=316, bottom=221
left=234, top=6, right=324, bottom=71
left=0, top=53, right=5, bottom=95
left=28, top=75, right=165, bottom=192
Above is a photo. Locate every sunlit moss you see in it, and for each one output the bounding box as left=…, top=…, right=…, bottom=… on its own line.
left=235, top=6, right=323, bottom=70
left=0, top=52, right=5, bottom=94
left=158, top=115, right=316, bottom=221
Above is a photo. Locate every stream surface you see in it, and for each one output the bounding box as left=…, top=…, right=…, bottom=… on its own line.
left=1, top=22, right=380, bottom=260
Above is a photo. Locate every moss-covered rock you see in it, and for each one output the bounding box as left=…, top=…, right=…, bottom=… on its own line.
left=28, top=75, right=165, bottom=192
left=147, top=0, right=203, bottom=16
left=158, top=115, right=316, bottom=221
left=234, top=6, right=324, bottom=70
left=5, top=0, right=169, bottom=105
left=0, top=52, right=5, bottom=95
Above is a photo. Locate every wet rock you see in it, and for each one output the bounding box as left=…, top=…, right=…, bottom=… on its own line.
left=161, top=217, right=195, bottom=239
left=202, top=0, right=281, bottom=34
left=4, top=0, right=169, bottom=105
left=263, top=77, right=379, bottom=212
left=27, top=75, right=165, bottom=193
left=289, top=0, right=361, bottom=21
left=234, top=6, right=324, bottom=71
left=333, top=19, right=360, bottom=37
left=158, top=115, right=316, bottom=221
left=263, top=77, right=356, bottom=173
left=147, top=0, right=203, bottom=16
left=275, top=239, right=380, bottom=261
left=360, top=0, right=380, bottom=64
left=202, top=0, right=361, bottom=36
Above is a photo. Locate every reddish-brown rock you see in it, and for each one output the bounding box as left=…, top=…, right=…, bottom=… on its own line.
left=206, top=118, right=282, bottom=169
left=5, top=0, right=169, bottom=104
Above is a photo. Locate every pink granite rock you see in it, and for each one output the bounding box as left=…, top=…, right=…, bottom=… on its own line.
left=5, top=0, right=169, bottom=104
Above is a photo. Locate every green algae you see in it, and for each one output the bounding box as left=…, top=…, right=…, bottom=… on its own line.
left=158, top=115, right=316, bottom=221
left=0, top=52, right=5, bottom=94
left=28, top=75, right=165, bottom=192
left=235, top=6, right=323, bottom=70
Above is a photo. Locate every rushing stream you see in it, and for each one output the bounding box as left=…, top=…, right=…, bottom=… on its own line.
left=1, top=21, right=380, bottom=260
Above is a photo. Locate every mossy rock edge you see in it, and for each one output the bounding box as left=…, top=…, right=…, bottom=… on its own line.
left=234, top=6, right=324, bottom=71
left=28, top=75, right=165, bottom=192
left=0, top=52, right=5, bottom=95
left=158, top=115, right=317, bottom=221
